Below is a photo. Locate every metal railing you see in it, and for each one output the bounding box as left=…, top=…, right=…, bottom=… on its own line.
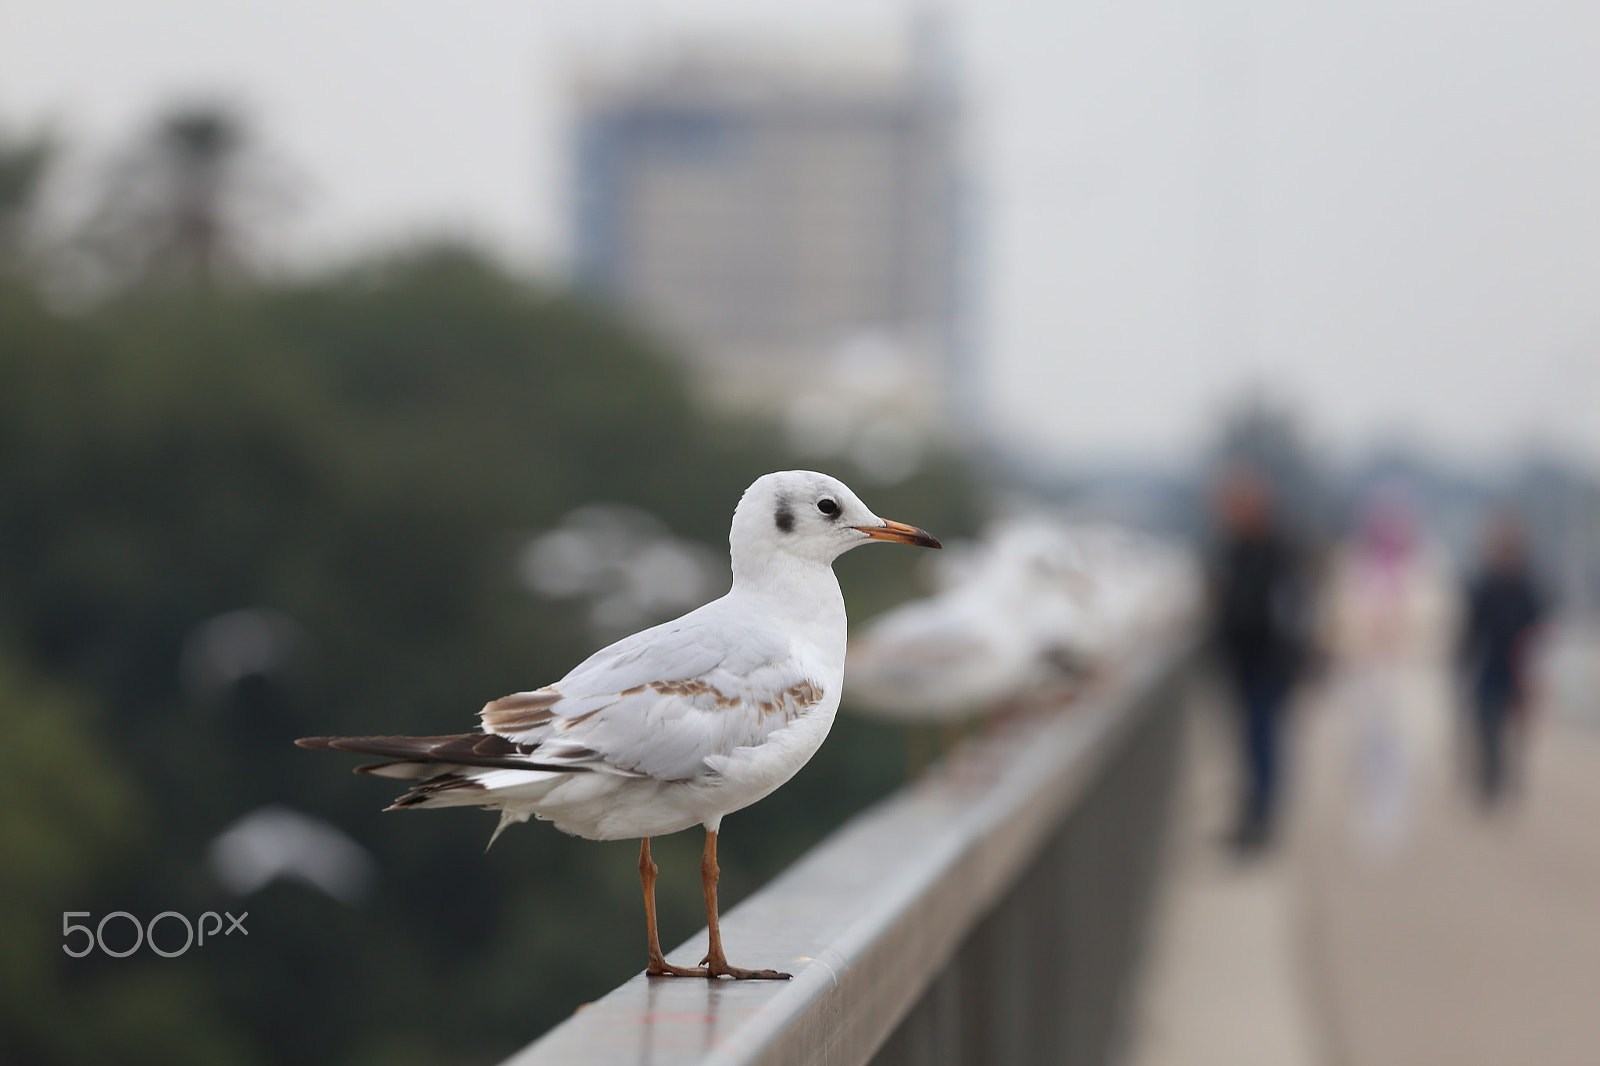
left=502, top=637, right=1193, bottom=1066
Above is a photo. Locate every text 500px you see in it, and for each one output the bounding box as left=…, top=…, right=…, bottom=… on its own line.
left=62, top=911, right=247, bottom=958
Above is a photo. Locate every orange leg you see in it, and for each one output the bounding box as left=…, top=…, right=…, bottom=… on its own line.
left=640, top=838, right=707, bottom=978
left=697, top=829, right=790, bottom=980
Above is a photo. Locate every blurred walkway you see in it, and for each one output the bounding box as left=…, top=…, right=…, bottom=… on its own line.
left=1123, top=682, right=1319, bottom=1066
left=1126, top=675, right=1600, bottom=1066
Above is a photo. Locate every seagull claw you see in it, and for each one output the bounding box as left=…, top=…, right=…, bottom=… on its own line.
left=699, top=955, right=792, bottom=980
left=645, top=959, right=710, bottom=978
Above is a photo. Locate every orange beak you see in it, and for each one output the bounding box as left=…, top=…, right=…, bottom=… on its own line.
left=852, top=519, right=942, bottom=549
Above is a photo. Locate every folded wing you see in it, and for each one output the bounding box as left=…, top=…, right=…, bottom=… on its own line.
left=480, top=612, right=825, bottom=783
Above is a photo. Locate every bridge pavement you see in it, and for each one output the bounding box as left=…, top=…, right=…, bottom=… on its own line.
left=1125, top=676, right=1600, bottom=1066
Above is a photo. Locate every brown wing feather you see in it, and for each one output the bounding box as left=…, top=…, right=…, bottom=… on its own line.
left=480, top=689, right=562, bottom=732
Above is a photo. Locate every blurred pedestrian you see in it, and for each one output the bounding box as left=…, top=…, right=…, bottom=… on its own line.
left=1319, top=483, right=1457, bottom=858
left=1210, top=468, right=1310, bottom=852
left=1458, top=511, right=1547, bottom=806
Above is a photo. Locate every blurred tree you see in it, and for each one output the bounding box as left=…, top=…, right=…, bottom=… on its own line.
left=77, top=102, right=290, bottom=292
left=0, top=125, right=54, bottom=281
left=0, top=648, right=258, bottom=1066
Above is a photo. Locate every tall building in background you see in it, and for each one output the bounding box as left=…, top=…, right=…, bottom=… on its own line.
left=569, top=24, right=966, bottom=430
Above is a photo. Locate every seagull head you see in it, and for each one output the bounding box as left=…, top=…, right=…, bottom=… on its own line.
left=729, top=471, right=941, bottom=579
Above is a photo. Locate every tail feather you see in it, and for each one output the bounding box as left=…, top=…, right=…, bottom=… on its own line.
left=295, top=732, right=590, bottom=775
left=355, top=759, right=442, bottom=780
left=297, top=733, right=572, bottom=846
left=384, top=772, right=490, bottom=809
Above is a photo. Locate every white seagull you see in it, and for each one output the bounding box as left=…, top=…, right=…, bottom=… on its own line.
left=298, top=470, right=939, bottom=980
left=846, top=518, right=1096, bottom=723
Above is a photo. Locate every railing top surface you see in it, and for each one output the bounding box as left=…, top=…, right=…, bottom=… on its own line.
left=501, top=638, right=1189, bottom=1066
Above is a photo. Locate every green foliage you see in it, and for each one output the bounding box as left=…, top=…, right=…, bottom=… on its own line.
left=0, top=126, right=53, bottom=276
left=0, top=243, right=980, bottom=1064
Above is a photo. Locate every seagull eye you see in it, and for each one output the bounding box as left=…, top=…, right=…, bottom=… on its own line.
left=817, top=498, right=839, bottom=516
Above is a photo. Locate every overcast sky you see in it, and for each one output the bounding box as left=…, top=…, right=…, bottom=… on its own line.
left=4, top=0, right=1599, bottom=472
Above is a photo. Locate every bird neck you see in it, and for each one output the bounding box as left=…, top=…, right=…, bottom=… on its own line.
left=729, top=551, right=847, bottom=648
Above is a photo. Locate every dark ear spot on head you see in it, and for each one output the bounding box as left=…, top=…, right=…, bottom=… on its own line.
left=774, top=504, right=794, bottom=533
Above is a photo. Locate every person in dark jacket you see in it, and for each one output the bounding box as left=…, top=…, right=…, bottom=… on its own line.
left=1459, top=512, right=1547, bottom=806
left=1211, top=468, right=1309, bottom=850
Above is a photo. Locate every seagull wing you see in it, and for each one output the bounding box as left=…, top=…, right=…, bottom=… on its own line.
left=480, top=607, right=826, bottom=782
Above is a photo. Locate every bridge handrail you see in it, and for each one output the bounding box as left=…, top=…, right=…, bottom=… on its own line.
left=502, top=636, right=1193, bottom=1066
